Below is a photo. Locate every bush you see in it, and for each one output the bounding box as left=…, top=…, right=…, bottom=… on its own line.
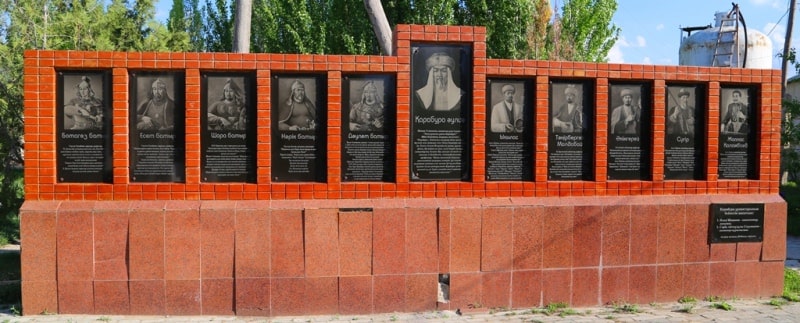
left=780, top=183, right=800, bottom=237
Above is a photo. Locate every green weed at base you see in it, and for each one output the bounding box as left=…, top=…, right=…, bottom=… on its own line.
left=784, top=268, right=800, bottom=302
left=711, top=301, right=733, bottom=311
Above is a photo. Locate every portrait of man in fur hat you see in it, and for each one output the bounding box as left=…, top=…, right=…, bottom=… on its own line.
left=413, top=52, right=463, bottom=111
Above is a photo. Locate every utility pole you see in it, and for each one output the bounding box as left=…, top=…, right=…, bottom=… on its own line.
left=782, top=0, right=796, bottom=97
left=781, top=0, right=797, bottom=185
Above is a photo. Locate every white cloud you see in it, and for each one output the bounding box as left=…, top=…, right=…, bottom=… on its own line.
left=607, top=43, right=625, bottom=63
left=636, top=36, right=647, bottom=47
left=748, top=0, right=780, bottom=7
left=656, top=24, right=664, bottom=31
left=641, top=57, right=652, bottom=64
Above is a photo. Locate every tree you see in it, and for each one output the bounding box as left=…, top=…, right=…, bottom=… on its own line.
left=551, top=0, right=620, bottom=62
left=0, top=0, right=182, bottom=245
left=204, top=0, right=234, bottom=52
left=454, top=0, right=536, bottom=59
left=527, top=0, right=553, bottom=60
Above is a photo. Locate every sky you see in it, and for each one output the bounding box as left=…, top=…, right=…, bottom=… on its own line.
left=152, top=0, right=797, bottom=75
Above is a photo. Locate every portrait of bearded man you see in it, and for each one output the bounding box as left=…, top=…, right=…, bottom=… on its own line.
left=136, top=78, right=176, bottom=131
left=413, top=52, right=463, bottom=111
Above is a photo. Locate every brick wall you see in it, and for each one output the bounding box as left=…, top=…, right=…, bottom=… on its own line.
left=20, top=25, right=786, bottom=316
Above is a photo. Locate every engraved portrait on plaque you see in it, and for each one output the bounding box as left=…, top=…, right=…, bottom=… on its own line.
left=664, top=85, right=704, bottom=180
left=607, top=83, right=650, bottom=180
left=548, top=81, right=593, bottom=181
left=718, top=87, right=756, bottom=179
left=201, top=73, right=256, bottom=183
left=342, top=75, right=396, bottom=182
left=57, top=71, right=112, bottom=183
left=129, top=72, right=185, bottom=182
left=271, top=74, right=327, bottom=182
left=410, top=45, right=472, bottom=181
left=486, top=79, right=533, bottom=181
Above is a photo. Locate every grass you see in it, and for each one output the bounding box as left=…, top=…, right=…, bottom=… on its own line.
left=610, top=302, right=641, bottom=314
left=784, top=268, right=800, bottom=302
left=710, top=301, right=733, bottom=311
left=527, top=302, right=581, bottom=317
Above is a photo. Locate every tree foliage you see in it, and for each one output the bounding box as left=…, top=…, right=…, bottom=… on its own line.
left=0, top=0, right=184, bottom=245
left=552, top=0, right=620, bottom=62
left=205, top=0, right=618, bottom=61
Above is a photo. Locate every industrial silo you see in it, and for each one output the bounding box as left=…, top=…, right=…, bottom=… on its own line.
left=679, top=6, right=772, bottom=68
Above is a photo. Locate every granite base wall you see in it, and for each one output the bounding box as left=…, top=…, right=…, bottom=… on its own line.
left=20, top=194, right=786, bottom=316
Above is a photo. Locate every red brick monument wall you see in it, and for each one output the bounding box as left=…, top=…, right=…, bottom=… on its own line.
left=20, top=25, right=786, bottom=316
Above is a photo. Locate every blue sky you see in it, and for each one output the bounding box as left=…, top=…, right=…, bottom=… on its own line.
left=153, top=0, right=796, bottom=74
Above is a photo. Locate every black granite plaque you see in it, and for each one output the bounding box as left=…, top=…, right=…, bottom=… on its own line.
left=664, top=85, right=704, bottom=180
left=271, top=74, right=327, bottom=182
left=718, top=87, right=757, bottom=180
left=342, top=75, right=396, bottom=182
left=410, top=44, right=472, bottom=181
left=201, top=72, right=256, bottom=183
left=486, top=79, right=533, bottom=181
left=548, top=81, right=593, bottom=181
left=129, top=72, right=186, bottom=182
left=57, top=71, right=113, bottom=183
left=709, top=203, right=764, bottom=243
left=607, top=83, right=651, bottom=180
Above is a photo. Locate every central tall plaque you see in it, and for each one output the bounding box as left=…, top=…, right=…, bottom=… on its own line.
left=271, top=74, right=327, bottom=182
left=410, top=44, right=472, bottom=181
left=548, top=81, right=593, bottom=181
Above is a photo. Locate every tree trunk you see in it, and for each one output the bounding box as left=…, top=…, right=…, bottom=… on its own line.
left=232, top=0, right=253, bottom=53
left=364, top=0, right=392, bottom=55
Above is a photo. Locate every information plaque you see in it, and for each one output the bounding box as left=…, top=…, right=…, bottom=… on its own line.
left=664, top=85, right=704, bottom=180
left=709, top=203, right=764, bottom=243
left=548, top=81, right=593, bottom=181
left=201, top=72, right=256, bottom=183
left=410, top=44, right=472, bottom=181
left=271, top=74, right=327, bottom=182
left=57, top=71, right=113, bottom=183
left=342, top=75, right=396, bottom=182
left=486, top=78, right=533, bottom=181
left=129, top=72, right=186, bottom=182
left=607, top=83, right=650, bottom=180
left=718, top=87, right=757, bottom=180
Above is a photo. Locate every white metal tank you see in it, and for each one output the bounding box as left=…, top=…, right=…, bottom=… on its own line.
left=679, top=10, right=772, bottom=68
